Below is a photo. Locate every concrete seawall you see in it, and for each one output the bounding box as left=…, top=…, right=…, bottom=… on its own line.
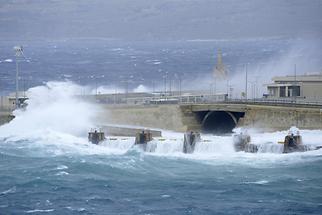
left=98, top=103, right=322, bottom=132
left=239, top=105, right=322, bottom=131
left=0, top=112, right=14, bottom=126
left=97, top=104, right=189, bottom=132
left=1, top=101, right=321, bottom=132
left=0, top=96, right=14, bottom=126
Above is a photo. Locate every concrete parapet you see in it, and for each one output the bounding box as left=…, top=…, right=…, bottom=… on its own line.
left=188, top=103, right=247, bottom=112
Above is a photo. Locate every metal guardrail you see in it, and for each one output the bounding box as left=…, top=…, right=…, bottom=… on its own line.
left=223, top=98, right=322, bottom=107
left=96, top=93, right=322, bottom=108
left=104, top=94, right=228, bottom=105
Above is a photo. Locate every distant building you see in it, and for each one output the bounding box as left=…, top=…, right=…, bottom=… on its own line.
left=266, top=74, right=322, bottom=100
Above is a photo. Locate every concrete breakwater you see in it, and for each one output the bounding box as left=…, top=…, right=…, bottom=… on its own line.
left=0, top=111, right=14, bottom=125
left=1, top=98, right=321, bottom=133
left=98, top=103, right=322, bottom=132
left=96, top=104, right=189, bottom=132
left=0, top=96, right=15, bottom=126
left=239, top=105, right=322, bottom=131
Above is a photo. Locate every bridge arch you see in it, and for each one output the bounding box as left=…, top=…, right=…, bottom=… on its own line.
left=199, top=111, right=242, bottom=134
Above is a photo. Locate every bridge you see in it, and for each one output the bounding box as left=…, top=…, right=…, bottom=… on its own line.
left=95, top=93, right=322, bottom=133
left=181, top=103, right=247, bottom=133
left=1, top=92, right=322, bottom=132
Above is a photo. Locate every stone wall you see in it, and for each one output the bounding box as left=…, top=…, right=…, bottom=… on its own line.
left=239, top=105, right=322, bottom=131
left=98, top=104, right=191, bottom=132
left=0, top=112, right=14, bottom=126
left=98, top=103, right=322, bottom=132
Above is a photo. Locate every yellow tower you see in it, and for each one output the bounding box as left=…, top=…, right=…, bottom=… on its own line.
left=213, top=49, right=228, bottom=80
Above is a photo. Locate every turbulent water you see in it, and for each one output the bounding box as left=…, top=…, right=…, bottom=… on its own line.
left=1, top=38, right=322, bottom=95
left=0, top=83, right=322, bottom=214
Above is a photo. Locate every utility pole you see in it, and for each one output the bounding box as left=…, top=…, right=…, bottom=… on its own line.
left=250, top=82, right=255, bottom=100
left=95, top=78, right=98, bottom=96
left=214, top=78, right=217, bottom=96
left=23, top=77, right=26, bottom=98
left=226, top=80, right=229, bottom=98
left=294, top=64, right=297, bottom=102
left=228, top=84, right=233, bottom=100
left=245, top=64, right=248, bottom=100
left=209, top=83, right=213, bottom=95
left=178, top=75, right=182, bottom=102
left=294, top=64, right=297, bottom=82
left=254, top=75, right=260, bottom=99
left=152, top=80, right=155, bottom=93
left=164, top=72, right=168, bottom=99
left=169, top=76, right=172, bottom=96
left=14, top=46, right=23, bottom=109
left=125, top=80, right=128, bottom=98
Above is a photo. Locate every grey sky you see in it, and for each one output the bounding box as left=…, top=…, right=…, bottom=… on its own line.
left=0, top=0, right=321, bottom=41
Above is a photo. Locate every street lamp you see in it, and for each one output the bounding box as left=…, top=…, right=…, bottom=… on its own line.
left=245, top=64, right=248, bottom=100
left=174, top=73, right=182, bottom=102
left=14, top=45, right=23, bottom=109
left=163, top=72, right=168, bottom=99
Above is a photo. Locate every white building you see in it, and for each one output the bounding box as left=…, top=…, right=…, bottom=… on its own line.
left=266, top=74, right=322, bottom=101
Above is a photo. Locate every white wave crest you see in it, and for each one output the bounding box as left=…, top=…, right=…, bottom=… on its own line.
left=0, top=81, right=100, bottom=151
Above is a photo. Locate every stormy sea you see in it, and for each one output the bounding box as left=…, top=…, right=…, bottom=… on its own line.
left=1, top=39, right=322, bottom=214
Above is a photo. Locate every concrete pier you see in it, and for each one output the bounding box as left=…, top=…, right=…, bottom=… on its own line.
left=0, top=111, right=14, bottom=125
left=97, top=104, right=188, bottom=132
left=98, top=102, right=322, bottom=133
left=1, top=91, right=322, bottom=133
left=0, top=96, right=15, bottom=126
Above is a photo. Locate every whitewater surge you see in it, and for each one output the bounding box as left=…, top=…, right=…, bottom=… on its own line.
left=0, top=82, right=103, bottom=156
left=0, top=81, right=322, bottom=162
left=1, top=83, right=322, bottom=214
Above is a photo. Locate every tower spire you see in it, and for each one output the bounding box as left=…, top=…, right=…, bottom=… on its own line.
left=213, top=49, right=228, bottom=80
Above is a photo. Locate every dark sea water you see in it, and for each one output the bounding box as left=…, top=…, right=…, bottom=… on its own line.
left=1, top=137, right=322, bottom=214
left=1, top=38, right=322, bottom=214
left=1, top=38, right=322, bottom=95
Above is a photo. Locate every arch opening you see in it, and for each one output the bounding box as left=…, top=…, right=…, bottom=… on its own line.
left=199, top=111, right=242, bottom=134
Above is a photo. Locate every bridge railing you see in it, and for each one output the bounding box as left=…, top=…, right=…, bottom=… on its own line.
left=224, top=98, right=322, bottom=107
left=113, top=94, right=228, bottom=105
left=91, top=92, right=322, bottom=108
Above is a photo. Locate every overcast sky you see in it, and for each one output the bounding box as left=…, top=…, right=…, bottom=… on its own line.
left=0, top=0, right=321, bottom=41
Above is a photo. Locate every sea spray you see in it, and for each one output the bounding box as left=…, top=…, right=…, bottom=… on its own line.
left=0, top=81, right=100, bottom=144
left=1, top=84, right=322, bottom=214
left=1, top=81, right=322, bottom=159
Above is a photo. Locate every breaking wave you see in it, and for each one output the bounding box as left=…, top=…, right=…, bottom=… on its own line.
left=0, top=82, right=99, bottom=150
left=0, top=81, right=322, bottom=163
left=1, top=83, right=322, bottom=215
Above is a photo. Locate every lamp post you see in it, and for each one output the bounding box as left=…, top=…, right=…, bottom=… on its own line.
left=14, top=46, right=23, bottom=109
left=245, top=64, right=248, bottom=100
left=164, top=72, right=168, bottom=99
left=179, top=76, right=182, bottom=101
left=229, top=85, right=233, bottom=100
left=254, top=75, right=260, bottom=99
left=294, top=64, right=297, bottom=103
left=152, top=80, right=155, bottom=93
